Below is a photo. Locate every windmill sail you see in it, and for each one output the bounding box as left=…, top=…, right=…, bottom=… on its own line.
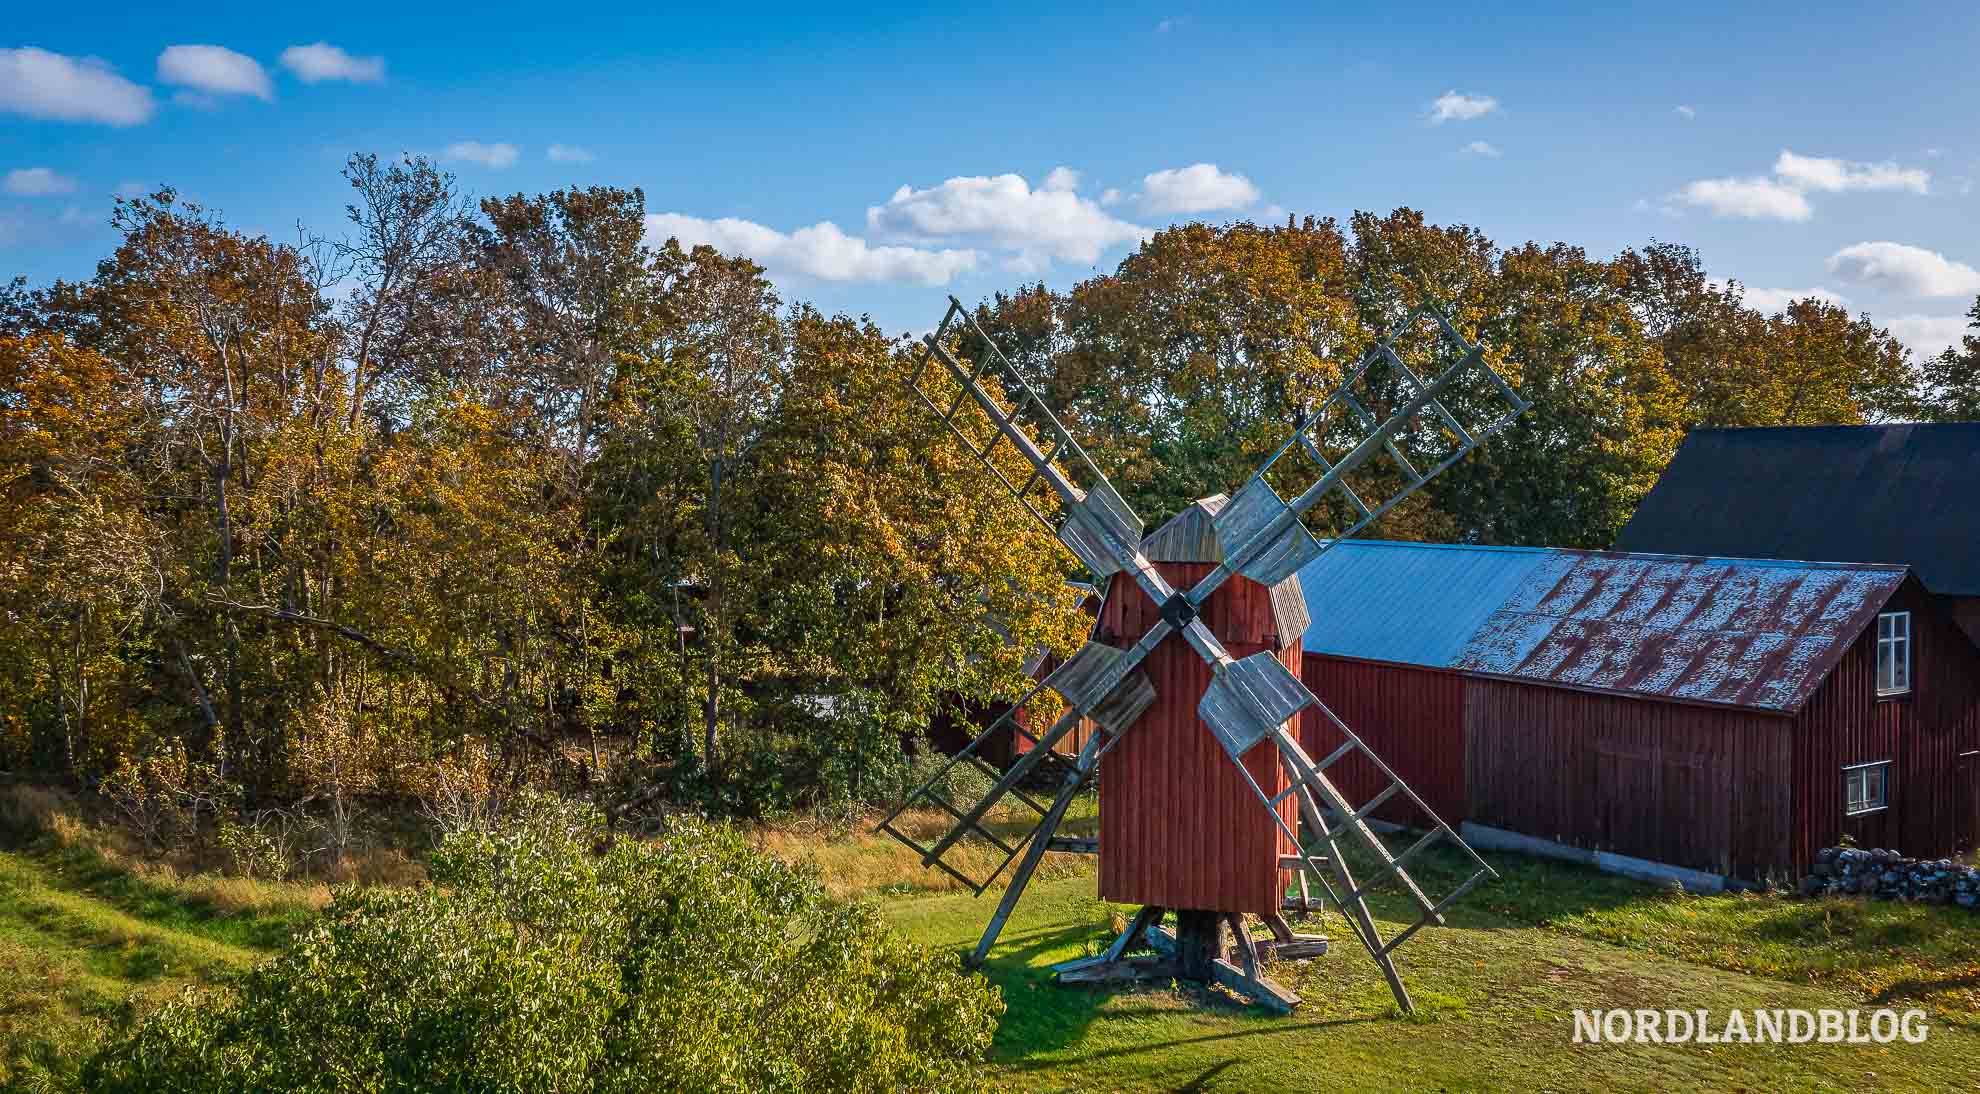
left=1186, top=295, right=1531, bottom=1012
left=1199, top=300, right=1529, bottom=598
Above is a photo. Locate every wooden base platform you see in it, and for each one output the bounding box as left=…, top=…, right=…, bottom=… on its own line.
left=1049, top=906, right=1327, bottom=1014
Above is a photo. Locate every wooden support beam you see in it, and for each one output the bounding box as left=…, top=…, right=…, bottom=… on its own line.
left=967, top=730, right=1105, bottom=967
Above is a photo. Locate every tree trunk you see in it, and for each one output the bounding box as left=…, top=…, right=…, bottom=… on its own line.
left=703, top=455, right=723, bottom=769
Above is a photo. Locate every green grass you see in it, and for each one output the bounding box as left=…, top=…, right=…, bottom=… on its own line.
left=884, top=866, right=1980, bottom=1092
left=6, top=800, right=1980, bottom=1091
left=0, top=843, right=317, bottom=1088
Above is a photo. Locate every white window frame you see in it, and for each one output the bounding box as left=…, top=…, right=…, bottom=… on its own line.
left=1876, top=611, right=1911, bottom=697
left=1843, top=760, right=1891, bottom=816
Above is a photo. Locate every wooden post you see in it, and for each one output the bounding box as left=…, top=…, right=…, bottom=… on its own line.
left=1172, top=910, right=1225, bottom=983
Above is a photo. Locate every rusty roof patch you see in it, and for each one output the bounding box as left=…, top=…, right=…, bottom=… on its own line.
left=1452, top=551, right=1906, bottom=712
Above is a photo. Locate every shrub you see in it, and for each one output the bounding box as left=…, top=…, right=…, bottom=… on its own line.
left=82, top=793, right=1003, bottom=1093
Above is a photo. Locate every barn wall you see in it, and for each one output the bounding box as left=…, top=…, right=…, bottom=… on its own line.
left=1464, top=680, right=1795, bottom=882
left=1792, top=579, right=1980, bottom=864
left=1099, top=563, right=1297, bottom=913
left=1298, top=655, right=1467, bottom=827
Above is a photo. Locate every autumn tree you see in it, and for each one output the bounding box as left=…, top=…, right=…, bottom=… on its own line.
left=1916, top=295, right=1980, bottom=422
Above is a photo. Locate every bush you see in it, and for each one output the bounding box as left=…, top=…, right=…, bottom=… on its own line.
left=83, top=793, right=1003, bottom=1093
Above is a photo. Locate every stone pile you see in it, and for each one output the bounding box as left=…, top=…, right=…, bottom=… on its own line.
left=1798, top=845, right=1980, bottom=908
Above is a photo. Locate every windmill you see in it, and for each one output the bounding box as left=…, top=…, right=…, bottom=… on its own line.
left=879, top=290, right=1530, bottom=1013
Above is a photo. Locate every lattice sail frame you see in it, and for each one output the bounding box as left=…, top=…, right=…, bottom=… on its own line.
left=883, top=294, right=1532, bottom=1012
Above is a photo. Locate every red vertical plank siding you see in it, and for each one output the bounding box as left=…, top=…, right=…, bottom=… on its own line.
left=1098, top=564, right=1297, bottom=914
left=1298, top=655, right=1468, bottom=827
left=1462, top=678, right=1793, bottom=882
left=1791, top=579, right=1980, bottom=866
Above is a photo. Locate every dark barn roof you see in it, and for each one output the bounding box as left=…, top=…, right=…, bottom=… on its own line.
left=1613, top=423, right=1980, bottom=596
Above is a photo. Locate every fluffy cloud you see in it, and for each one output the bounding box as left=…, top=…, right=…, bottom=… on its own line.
left=1675, top=176, right=1812, bottom=221
left=1739, top=285, right=1848, bottom=312
left=1884, top=314, right=1972, bottom=359
left=1827, top=242, right=1980, bottom=297
left=279, top=43, right=385, bottom=84
left=1041, top=166, right=1080, bottom=192
left=1676, top=149, right=1931, bottom=221
left=1461, top=140, right=1500, bottom=158
left=1140, top=163, right=1260, bottom=213
left=866, top=172, right=1148, bottom=265
left=4, top=167, right=78, bottom=196
left=444, top=141, right=520, bottom=169
left=157, top=45, right=272, bottom=101
left=547, top=144, right=594, bottom=163
left=1428, top=91, right=1497, bottom=123
left=0, top=47, right=154, bottom=125
left=644, top=213, right=978, bottom=285
left=1773, top=151, right=1928, bottom=194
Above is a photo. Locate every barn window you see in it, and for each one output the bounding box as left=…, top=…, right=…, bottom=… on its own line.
left=1844, top=761, right=1891, bottom=816
left=1876, top=611, right=1911, bottom=696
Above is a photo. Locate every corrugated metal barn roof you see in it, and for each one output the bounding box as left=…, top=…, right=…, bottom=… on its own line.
left=1613, top=423, right=1980, bottom=596
left=1297, top=541, right=1908, bottom=713
left=1455, top=552, right=1907, bottom=712
left=1297, top=540, right=1557, bottom=668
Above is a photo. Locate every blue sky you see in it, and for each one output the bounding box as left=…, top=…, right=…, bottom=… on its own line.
left=5, top=2, right=1979, bottom=355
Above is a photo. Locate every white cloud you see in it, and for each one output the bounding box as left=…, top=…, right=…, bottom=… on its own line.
left=1460, top=140, right=1500, bottom=158
left=867, top=172, right=1149, bottom=265
left=1675, top=176, right=1812, bottom=221
left=114, top=180, right=149, bottom=199
left=0, top=47, right=154, bottom=126
left=1041, top=166, right=1080, bottom=192
left=1884, top=314, right=1972, bottom=359
left=1773, top=150, right=1929, bottom=194
left=1675, top=105, right=1696, bottom=120
left=279, top=43, right=384, bottom=84
left=157, top=45, right=272, bottom=101
left=1741, top=285, right=1849, bottom=312
left=444, top=141, right=519, bottom=169
left=1428, top=90, right=1497, bottom=123
left=4, top=167, right=78, bottom=196
left=547, top=144, right=594, bottom=163
left=1099, top=187, right=1122, bottom=206
left=1141, top=163, right=1260, bottom=213
left=1675, top=149, right=1932, bottom=223
left=1828, top=241, right=1980, bottom=297
left=645, top=213, right=978, bottom=285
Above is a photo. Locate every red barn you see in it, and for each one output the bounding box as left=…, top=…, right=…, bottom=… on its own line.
left=1295, top=541, right=1980, bottom=886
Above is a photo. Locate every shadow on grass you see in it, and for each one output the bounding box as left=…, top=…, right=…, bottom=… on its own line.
left=5, top=842, right=308, bottom=952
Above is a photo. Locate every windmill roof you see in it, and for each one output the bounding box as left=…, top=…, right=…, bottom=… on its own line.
left=1613, top=422, right=1980, bottom=595
left=1140, top=494, right=1307, bottom=650
left=1297, top=541, right=1906, bottom=713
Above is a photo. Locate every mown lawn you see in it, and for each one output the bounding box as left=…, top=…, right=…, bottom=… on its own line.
left=883, top=868, right=1980, bottom=1092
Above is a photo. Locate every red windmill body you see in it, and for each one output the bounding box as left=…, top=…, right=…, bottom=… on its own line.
left=1098, top=498, right=1306, bottom=915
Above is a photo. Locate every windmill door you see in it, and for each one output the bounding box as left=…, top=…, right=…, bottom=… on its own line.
left=1958, top=751, right=1980, bottom=857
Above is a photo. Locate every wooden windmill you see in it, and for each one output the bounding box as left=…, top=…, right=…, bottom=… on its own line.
left=880, top=292, right=1530, bottom=1013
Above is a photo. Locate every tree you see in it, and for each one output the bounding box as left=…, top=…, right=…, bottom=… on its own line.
left=1916, top=295, right=1980, bottom=422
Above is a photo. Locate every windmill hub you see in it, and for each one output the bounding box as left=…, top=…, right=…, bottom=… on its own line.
left=1157, top=591, right=1197, bottom=629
